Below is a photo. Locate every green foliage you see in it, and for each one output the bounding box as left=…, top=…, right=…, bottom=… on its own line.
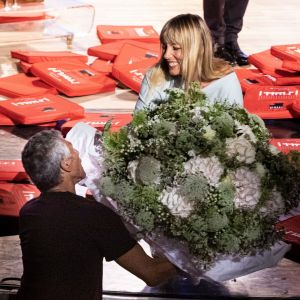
left=131, top=109, right=148, bottom=128
left=135, top=210, right=155, bottom=231
left=206, top=208, right=229, bottom=232
left=135, top=156, right=161, bottom=185
left=218, top=178, right=235, bottom=212
left=180, top=174, right=210, bottom=204
left=211, top=112, right=235, bottom=138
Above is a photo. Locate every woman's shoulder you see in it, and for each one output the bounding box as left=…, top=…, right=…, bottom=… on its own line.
left=203, top=71, right=243, bottom=105
left=216, top=70, right=239, bottom=83
left=204, top=71, right=239, bottom=89
left=145, top=67, right=181, bottom=89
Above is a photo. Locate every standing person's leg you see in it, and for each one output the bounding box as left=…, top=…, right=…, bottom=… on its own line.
left=203, top=0, right=236, bottom=65
left=223, top=0, right=249, bottom=65
left=203, top=0, right=226, bottom=47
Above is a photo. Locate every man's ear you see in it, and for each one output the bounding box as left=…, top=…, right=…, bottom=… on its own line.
left=60, top=156, right=72, bottom=173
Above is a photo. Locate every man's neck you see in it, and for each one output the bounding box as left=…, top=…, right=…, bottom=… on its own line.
left=48, top=182, right=76, bottom=194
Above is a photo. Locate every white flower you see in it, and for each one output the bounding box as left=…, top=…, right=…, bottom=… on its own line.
left=148, top=102, right=158, bottom=111
left=191, top=106, right=209, bottom=122
left=255, top=162, right=267, bottom=178
left=127, top=160, right=139, bottom=182
left=128, top=133, right=143, bottom=149
left=234, top=120, right=242, bottom=127
left=191, top=106, right=204, bottom=122
left=159, top=187, right=193, bottom=218
left=147, top=115, right=160, bottom=125
left=202, top=106, right=209, bottom=113
left=170, top=87, right=185, bottom=96
left=226, top=136, right=256, bottom=164
left=202, top=125, right=216, bottom=141
left=236, top=124, right=257, bottom=143
left=260, top=189, right=285, bottom=216
left=230, top=167, right=261, bottom=209
left=183, top=155, right=224, bottom=187
left=269, top=144, right=280, bottom=155
left=188, top=150, right=196, bottom=157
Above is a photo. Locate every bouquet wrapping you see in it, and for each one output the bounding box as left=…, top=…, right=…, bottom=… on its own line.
left=67, top=83, right=300, bottom=282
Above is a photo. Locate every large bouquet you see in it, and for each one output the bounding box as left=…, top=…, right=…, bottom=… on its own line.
left=96, top=84, right=300, bottom=280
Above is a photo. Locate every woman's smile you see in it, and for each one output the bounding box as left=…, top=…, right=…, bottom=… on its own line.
left=163, top=43, right=183, bottom=76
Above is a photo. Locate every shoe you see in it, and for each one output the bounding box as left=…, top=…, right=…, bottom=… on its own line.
left=213, top=43, right=237, bottom=66
left=225, top=41, right=249, bottom=66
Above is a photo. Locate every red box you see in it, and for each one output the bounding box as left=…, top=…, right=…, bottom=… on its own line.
left=0, top=94, right=84, bottom=125
left=19, top=61, right=33, bottom=74
left=269, top=138, right=300, bottom=154
left=0, top=160, right=28, bottom=181
left=90, top=58, right=113, bottom=75
left=11, top=50, right=88, bottom=64
left=31, top=61, right=116, bottom=97
left=97, top=25, right=160, bottom=44
left=0, top=73, right=58, bottom=98
left=0, top=112, right=15, bottom=126
left=88, top=40, right=160, bottom=61
left=235, top=68, right=269, bottom=92
left=60, top=112, right=132, bottom=136
left=243, top=85, right=300, bottom=119
left=276, top=216, right=300, bottom=244
left=88, top=40, right=130, bottom=60
left=113, top=43, right=160, bottom=67
left=249, top=49, right=288, bottom=72
left=0, top=183, right=40, bottom=217
left=271, top=44, right=300, bottom=71
left=112, top=59, right=157, bottom=93
left=248, top=50, right=300, bottom=85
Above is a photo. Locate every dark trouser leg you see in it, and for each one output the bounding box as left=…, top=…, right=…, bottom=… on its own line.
left=203, top=0, right=226, bottom=45
left=223, top=0, right=249, bottom=65
left=223, top=0, right=249, bottom=45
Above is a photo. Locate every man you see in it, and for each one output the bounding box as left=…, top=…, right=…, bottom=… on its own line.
left=17, top=129, right=177, bottom=300
left=203, top=0, right=249, bottom=66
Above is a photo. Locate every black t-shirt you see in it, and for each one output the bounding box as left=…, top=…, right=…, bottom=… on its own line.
left=17, top=191, right=136, bottom=300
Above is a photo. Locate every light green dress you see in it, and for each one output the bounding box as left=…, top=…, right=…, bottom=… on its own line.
left=135, top=70, right=243, bottom=111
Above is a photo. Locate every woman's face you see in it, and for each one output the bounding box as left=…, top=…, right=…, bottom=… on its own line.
left=163, top=43, right=183, bottom=76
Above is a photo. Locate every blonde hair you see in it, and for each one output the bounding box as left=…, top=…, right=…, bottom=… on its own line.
left=150, top=13, right=232, bottom=89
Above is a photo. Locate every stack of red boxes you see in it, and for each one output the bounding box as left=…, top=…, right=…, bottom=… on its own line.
left=0, top=25, right=160, bottom=128
left=0, top=127, right=40, bottom=220
left=236, top=44, right=300, bottom=153
left=0, top=50, right=119, bottom=128
left=236, top=44, right=300, bottom=120
left=88, top=25, right=160, bottom=93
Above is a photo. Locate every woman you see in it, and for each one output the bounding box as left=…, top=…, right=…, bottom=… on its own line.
left=135, top=13, right=243, bottom=111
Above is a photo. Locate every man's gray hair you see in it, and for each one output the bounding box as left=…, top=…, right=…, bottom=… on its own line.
left=22, top=129, right=71, bottom=192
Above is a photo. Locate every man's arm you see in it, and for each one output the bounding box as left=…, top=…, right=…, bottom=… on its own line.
left=115, top=243, right=177, bottom=287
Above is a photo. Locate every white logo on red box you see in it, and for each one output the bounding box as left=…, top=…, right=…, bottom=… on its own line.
left=48, top=67, right=80, bottom=84
left=11, top=97, right=50, bottom=107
